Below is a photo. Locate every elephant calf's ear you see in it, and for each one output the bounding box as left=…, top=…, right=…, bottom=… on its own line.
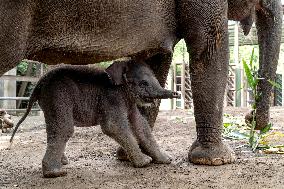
left=106, top=61, right=129, bottom=85
left=240, top=14, right=254, bottom=36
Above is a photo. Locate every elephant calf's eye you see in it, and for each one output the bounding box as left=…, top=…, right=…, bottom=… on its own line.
left=139, top=80, right=149, bottom=87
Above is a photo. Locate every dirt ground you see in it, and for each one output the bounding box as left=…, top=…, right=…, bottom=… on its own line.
left=1, top=107, right=284, bottom=189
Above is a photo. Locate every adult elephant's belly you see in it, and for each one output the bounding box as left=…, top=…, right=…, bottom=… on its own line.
left=26, top=0, right=177, bottom=65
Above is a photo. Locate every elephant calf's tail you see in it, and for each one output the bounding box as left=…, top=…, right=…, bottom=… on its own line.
left=10, top=83, right=41, bottom=143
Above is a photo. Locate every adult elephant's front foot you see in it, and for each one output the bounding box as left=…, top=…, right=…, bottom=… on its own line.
left=188, top=140, right=235, bottom=165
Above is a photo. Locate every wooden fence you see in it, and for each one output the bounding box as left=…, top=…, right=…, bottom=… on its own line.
left=0, top=60, right=42, bottom=113
left=170, top=62, right=282, bottom=110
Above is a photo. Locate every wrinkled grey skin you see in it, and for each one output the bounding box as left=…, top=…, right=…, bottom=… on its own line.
left=1, top=0, right=282, bottom=166
left=228, top=0, right=283, bottom=131
left=10, top=60, right=179, bottom=178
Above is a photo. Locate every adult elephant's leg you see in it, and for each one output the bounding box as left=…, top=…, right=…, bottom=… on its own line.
left=254, top=0, right=282, bottom=130
left=0, top=1, right=30, bottom=76
left=179, top=0, right=235, bottom=165
left=140, top=53, right=173, bottom=128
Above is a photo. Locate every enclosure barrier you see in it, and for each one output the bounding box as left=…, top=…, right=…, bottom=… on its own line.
left=0, top=60, right=42, bottom=113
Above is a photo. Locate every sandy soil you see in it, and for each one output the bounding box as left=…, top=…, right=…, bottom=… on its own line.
left=1, top=107, right=284, bottom=189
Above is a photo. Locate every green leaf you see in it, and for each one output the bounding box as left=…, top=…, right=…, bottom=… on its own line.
left=235, top=87, right=243, bottom=92
left=242, top=59, right=255, bottom=90
left=249, top=48, right=255, bottom=68
left=268, top=79, right=281, bottom=89
left=251, top=134, right=261, bottom=152
left=230, top=131, right=249, bottom=140
left=223, top=123, right=232, bottom=128
left=260, top=123, right=272, bottom=134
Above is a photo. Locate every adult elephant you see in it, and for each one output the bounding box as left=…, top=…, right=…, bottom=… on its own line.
left=0, top=0, right=282, bottom=165
left=228, top=0, right=283, bottom=130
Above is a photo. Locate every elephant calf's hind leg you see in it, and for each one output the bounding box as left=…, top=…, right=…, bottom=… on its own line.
left=42, top=116, right=74, bottom=178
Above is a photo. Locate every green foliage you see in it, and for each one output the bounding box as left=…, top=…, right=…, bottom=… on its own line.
left=242, top=60, right=256, bottom=89
left=173, top=39, right=189, bottom=63
left=268, top=79, right=282, bottom=89
left=223, top=114, right=249, bottom=140
left=242, top=49, right=258, bottom=90
left=242, top=49, right=272, bottom=151
left=92, top=61, right=112, bottom=69
left=224, top=46, right=284, bottom=153
left=229, top=45, right=259, bottom=64
left=17, top=60, right=38, bottom=76
left=242, top=48, right=259, bottom=110
left=243, top=49, right=260, bottom=150
left=223, top=114, right=284, bottom=154
left=17, top=61, right=29, bottom=75
left=175, top=64, right=182, bottom=76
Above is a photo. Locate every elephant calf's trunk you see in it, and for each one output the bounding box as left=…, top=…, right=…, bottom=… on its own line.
left=158, top=90, right=180, bottom=99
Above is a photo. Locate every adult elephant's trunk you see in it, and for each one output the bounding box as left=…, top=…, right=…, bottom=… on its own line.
left=254, top=0, right=282, bottom=130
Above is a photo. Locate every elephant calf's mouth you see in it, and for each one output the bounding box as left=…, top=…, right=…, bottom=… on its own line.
left=135, top=97, right=155, bottom=107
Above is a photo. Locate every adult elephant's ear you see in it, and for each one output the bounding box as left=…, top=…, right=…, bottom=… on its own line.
left=106, top=61, right=129, bottom=85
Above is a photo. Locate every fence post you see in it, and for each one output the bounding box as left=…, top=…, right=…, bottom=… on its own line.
left=233, top=22, right=242, bottom=107
left=173, top=63, right=177, bottom=110
left=17, top=62, right=34, bottom=108
left=160, top=67, right=174, bottom=110
left=283, top=64, right=284, bottom=106
left=181, top=62, right=185, bottom=109
left=2, top=68, right=17, bottom=110
left=242, top=69, right=248, bottom=107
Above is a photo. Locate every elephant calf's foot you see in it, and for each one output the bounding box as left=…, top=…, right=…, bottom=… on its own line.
left=188, top=140, right=235, bottom=165
left=61, top=154, right=69, bottom=165
left=116, top=147, right=152, bottom=167
left=116, top=147, right=129, bottom=161
left=131, top=154, right=152, bottom=168
left=116, top=147, right=170, bottom=165
left=152, top=153, right=172, bottom=164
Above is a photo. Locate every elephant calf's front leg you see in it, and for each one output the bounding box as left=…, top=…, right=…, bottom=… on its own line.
left=101, top=111, right=152, bottom=168
left=129, top=106, right=171, bottom=164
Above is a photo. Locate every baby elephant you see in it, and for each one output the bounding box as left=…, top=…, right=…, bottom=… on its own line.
left=11, top=60, right=179, bottom=178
